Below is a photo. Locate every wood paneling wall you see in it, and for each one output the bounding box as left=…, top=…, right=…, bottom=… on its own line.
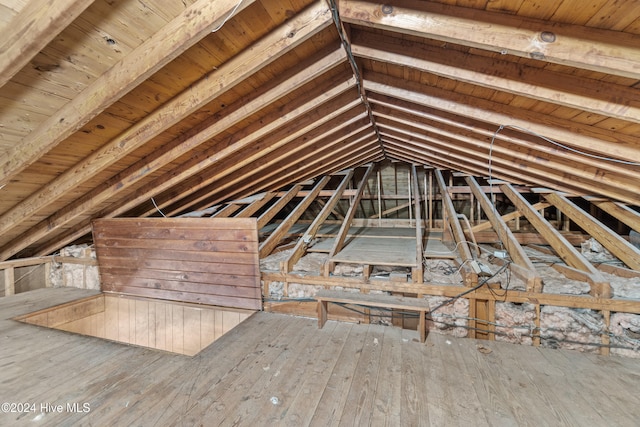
left=17, top=294, right=253, bottom=356
left=92, top=218, right=261, bottom=310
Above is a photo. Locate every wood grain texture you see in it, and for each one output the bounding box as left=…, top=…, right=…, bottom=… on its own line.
left=92, top=218, right=261, bottom=310
left=2, top=288, right=640, bottom=425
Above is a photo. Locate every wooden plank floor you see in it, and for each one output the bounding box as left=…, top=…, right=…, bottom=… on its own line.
left=2, top=288, right=640, bottom=426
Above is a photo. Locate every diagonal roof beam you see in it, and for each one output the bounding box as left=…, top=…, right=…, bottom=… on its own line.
left=0, top=3, right=334, bottom=249
left=466, top=175, right=541, bottom=292
left=585, top=198, right=640, bottom=233
left=500, top=183, right=610, bottom=297
left=326, top=163, right=376, bottom=268
left=166, top=118, right=373, bottom=217
left=0, top=77, right=357, bottom=261
left=364, top=72, right=640, bottom=178
left=0, top=0, right=258, bottom=186
left=282, top=169, right=355, bottom=273
left=259, top=176, right=331, bottom=258
left=0, top=46, right=347, bottom=240
left=341, top=0, right=640, bottom=79
left=544, top=193, right=640, bottom=271
left=0, top=0, right=95, bottom=89
left=374, top=113, right=639, bottom=202
left=351, top=30, right=640, bottom=124
left=368, top=93, right=634, bottom=180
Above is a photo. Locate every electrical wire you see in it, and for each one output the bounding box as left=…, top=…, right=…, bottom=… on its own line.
left=13, top=264, right=44, bottom=285
left=492, top=124, right=640, bottom=166
left=210, top=0, right=244, bottom=33
left=486, top=125, right=507, bottom=253
left=427, top=261, right=512, bottom=315
left=151, top=197, right=167, bottom=218
left=328, top=0, right=387, bottom=158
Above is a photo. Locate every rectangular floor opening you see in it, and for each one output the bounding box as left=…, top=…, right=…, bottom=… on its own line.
left=14, top=293, right=254, bottom=356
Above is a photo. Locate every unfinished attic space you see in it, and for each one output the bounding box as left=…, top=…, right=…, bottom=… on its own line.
left=2, top=0, right=640, bottom=424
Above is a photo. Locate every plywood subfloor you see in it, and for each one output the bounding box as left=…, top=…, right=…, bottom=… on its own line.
left=423, top=238, right=456, bottom=258
left=2, top=288, right=640, bottom=426
left=330, top=236, right=418, bottom=267
left=309, top=227, right=418, bottom=267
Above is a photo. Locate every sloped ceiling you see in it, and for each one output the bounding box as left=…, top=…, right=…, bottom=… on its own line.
left=0, top=0, right=639, bottom=260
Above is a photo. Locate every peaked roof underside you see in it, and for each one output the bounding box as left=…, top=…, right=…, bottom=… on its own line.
left=0, top=0, right=639, bottom=260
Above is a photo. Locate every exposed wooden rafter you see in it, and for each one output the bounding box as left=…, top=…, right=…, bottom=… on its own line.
left=351, top=30, right=640, bottom=124
left=259, top=176, right=331, bottom=258
left=364, top=72, right=640, bottom=166
left=0, top=0, right=95, bottom=89
left=282, top=170, right=354, bottom=273
left=465, top=176, right=541, bottom=292
left=0, top=0, right=638, bottom=269
left=544, top=193, right=640, bottom=270
left=341, top=0, right=640, bottom=79
left=0, top=3, right=336, bottom=246
left=434, top=169, right=474, bottom=283
left=500, top=184, right=611, bottom=297
left=0, top=0, right=260, bottom=186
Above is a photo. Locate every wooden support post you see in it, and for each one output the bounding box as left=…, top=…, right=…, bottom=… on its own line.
left=428, top=169, right=433, bottom=229
left=318, top=300, right=328, bottom=328
left=423, top=172, right=428, bottom=229
left=468, top=297, right=477, bottom=339
left=4, top=267, right=15, bottom=297
left=366, top=181, right=376, bottom=219
left=488, top=299, right=496, bottom=341
left=44, top=261, right=52, bottom=288
left=534, top=305, right=541, bottom=347
left=408, top=171, right=412, bottom=223
left=377, top=170, right=382, bottom=226
left=601, top=310, right=610, bottom=356
left=363, top=264, right=372, bottom=280
left=380, top=171, right=388, bottom=218
left=411, top=165, right=424, bottom=283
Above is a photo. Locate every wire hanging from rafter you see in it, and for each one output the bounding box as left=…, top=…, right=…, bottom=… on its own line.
left=327, top=0, right=387, bottom=159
